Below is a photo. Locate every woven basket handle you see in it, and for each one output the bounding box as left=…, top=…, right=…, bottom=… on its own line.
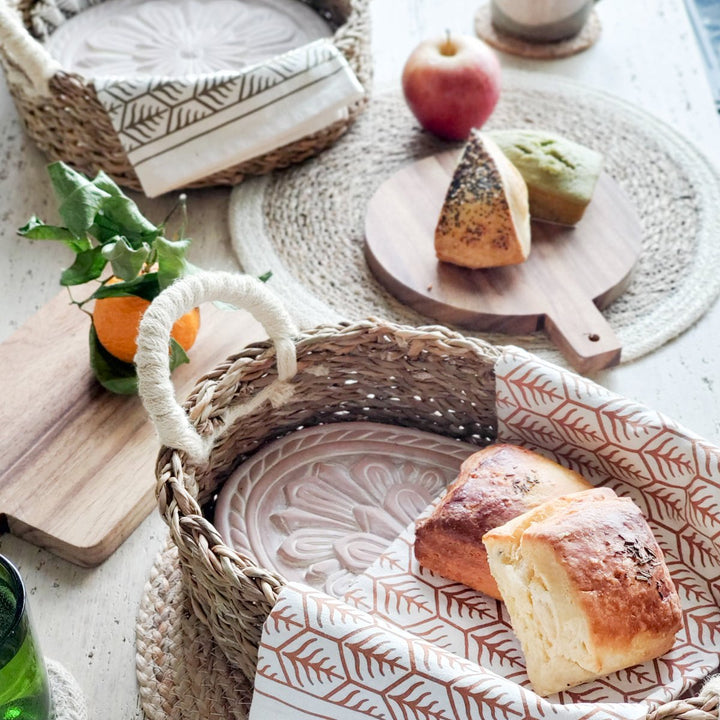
left=135, top=270, right=298, bottom=463
left=0, top=1, right=61, bottom=95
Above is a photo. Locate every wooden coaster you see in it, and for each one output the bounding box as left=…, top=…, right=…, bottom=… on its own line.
left=474, top=3, right=601, bottom=59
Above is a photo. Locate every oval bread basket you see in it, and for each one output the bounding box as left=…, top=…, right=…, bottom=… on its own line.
left=134, top=271, right=720, bottom=719
left=0, top=0, right=371, bottom=190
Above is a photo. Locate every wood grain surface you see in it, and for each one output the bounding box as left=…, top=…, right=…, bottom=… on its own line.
left=364, top=148, right=643, bottom=373
left=0, top=289, right=265, bottom=567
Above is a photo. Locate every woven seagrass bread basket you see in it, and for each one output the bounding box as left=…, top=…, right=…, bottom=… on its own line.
left=0, top=0, right=371, bottom=190
left=134, top=271, right=719, bottom=720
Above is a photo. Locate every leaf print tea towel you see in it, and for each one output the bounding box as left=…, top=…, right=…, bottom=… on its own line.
left=94, top=39, right=364, bottom=197
left=249, top=347, right=720, bottom=719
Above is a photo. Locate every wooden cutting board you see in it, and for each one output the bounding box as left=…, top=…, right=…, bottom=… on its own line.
left=0, top=290, right=266, bottom=567
left=364, top=149, right=643, bottom=373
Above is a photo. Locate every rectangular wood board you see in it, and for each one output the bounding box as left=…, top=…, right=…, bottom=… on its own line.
left=0, top=289, right=267, bottom=567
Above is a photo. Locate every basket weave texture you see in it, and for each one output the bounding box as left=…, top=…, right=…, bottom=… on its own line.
left=153, top=319, right=500, bottom=680
left=0, top=0, right=372, bottom=190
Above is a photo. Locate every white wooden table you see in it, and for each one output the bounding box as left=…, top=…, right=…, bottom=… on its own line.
left=0, top=0, right=718, bottom=717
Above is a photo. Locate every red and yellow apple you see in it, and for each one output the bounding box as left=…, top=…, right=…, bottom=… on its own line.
left=401, top=32, right=502, bottom=141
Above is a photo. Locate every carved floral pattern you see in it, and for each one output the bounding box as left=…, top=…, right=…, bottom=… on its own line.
left=44, top=0, right=332, bottom=76
left=215, top=423, right=477, bottom=597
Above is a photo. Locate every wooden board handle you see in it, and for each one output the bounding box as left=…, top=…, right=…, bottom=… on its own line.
left=544, top=300, right=622, bottom=374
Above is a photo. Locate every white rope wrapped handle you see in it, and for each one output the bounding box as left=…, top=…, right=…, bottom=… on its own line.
left=135, top=271, right=298, bottom=463
left=0, top=1, right=61, bottom=95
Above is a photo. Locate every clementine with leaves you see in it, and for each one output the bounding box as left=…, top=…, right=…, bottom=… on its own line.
left=93, top=278, right=200, bottom=364
left=19, top=162, right=201, bottom=394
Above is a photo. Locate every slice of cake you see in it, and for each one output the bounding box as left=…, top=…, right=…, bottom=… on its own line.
left=483, top=488, right=683, bottom=696
left=434, top=130, right=531, bottom=269
left=490, top=128, right=604, bottom=225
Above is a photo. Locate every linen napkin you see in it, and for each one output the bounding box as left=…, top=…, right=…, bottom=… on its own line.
left=248, top=348, right=720, bottom=720
left=93, top=39, right=364, bottom=197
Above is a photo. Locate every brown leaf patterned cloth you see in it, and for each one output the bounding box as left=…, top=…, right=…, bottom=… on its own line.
left=249, top=347, right=720, bottom=720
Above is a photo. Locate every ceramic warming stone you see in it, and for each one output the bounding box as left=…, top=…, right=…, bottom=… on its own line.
left=43, top=0, right=333, bottom=77
left=213, top=421, right=479, bottom=597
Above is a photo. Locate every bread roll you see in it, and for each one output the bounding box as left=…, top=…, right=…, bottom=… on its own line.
left=489, top=128, right=603, bottom=226
left=414, top=444, right=592, bottom=599
left=483, top=488, right=683, bottom=696
left=434, top=130, right=531, bottom=269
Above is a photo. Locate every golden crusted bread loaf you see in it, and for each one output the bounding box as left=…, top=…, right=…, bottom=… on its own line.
left=483, top=488, right=683, bottom=696
left=414, top=443, right=592, bottom=599
left=434, top=130, right=531, bottom=269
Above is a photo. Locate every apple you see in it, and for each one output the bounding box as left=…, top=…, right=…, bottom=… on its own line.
left=401, top=32, right=502, bottom=141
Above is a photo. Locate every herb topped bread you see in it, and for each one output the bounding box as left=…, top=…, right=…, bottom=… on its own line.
left=490, top=128, right=603, bottom=225
left=434, top=130, right=531, bottom=269
left=483, top=487, right=683, bottom=696
left=414, top=444, right=592, bottom=599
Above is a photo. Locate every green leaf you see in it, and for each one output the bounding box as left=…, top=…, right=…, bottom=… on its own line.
left=102, top=237, right=151, bottom=281
left=91, top=170, right=124, bottom=197
left=154, top=236, right=191, bottom=289
left=169, top=337, right=190, bottom=369
left=89, top=324, right=138, bottom=395
left=258, top=270, right=273, bottom=283
left=60, top=246, right=107, bottom=286
left=91, top=272, right=161, bottom=301
left=99, top=195, right=158, bottom=246
left=89, top=214, right=125, bottom=244
left=18, top=216, right=91, bottom=253
left=47, top=162, right=111, bottom=237
left=46, top=162, right=93, bottom=203
left=88, top=325, right=191, bottom=395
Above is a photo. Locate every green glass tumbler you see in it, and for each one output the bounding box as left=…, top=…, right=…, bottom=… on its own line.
left=0, top=555, right=52, bottom=720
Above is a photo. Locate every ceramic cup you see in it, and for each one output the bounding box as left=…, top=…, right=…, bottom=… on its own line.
left=0, top=555, right=52, bottom=720
left=491, top=0, right=597, bottom=43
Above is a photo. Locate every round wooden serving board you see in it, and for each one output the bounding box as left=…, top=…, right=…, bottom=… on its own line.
left=364, top=149, right=643, bottom=374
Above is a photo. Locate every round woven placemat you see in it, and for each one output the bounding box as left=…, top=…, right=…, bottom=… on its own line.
left=474, top=3, right=601, bottom=58
left=48, top=659, right=87, bottom=720
left=230, top=70, right=720, bottom=369
left=135, top=541, right=252, bottom=720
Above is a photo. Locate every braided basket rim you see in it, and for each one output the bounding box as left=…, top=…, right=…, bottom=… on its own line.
left=153, top=319, right=501, bottom=677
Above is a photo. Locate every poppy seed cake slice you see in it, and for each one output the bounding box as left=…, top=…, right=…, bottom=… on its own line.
left=434, top=130, right=531, bottom=269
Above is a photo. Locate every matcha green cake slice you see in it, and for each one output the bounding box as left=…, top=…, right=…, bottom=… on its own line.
left=490, top=129, right=604, bottom=225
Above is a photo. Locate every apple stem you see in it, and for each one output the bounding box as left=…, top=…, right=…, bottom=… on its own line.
left=440, top=29, right=456, bottom=56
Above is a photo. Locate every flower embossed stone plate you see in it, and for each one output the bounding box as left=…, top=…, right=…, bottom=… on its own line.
left=43, top=0, right=334, bottom=77
left=213, top=422, right=478, bottom=597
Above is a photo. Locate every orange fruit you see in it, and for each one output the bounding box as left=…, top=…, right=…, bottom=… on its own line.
left=93, top=279, right=200, bottom=364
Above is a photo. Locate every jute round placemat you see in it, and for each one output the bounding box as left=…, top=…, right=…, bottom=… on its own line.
left=474, top=3, right=601, bottom=59
left=135, top=541, right=252, bottom=720
left=229, top=70, right=720, bottom=370
left=48, top=659, right=87, bottom=720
